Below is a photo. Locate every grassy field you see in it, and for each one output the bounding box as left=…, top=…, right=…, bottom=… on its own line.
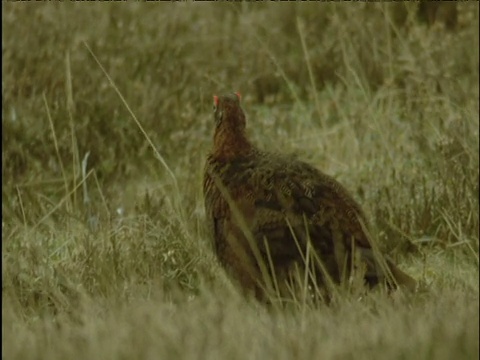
left=2, top=3, right=479, bottom=359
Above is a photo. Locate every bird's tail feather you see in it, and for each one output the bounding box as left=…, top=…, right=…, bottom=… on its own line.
left=357, top=247, right=417, bottom=291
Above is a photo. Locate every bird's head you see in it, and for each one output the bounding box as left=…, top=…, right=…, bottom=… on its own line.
left=210, top=92, right=252, bottom=159
left=213, top=92, right=246, bottom=132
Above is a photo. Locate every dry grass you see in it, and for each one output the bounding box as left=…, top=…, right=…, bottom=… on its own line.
left=2, top=3, right=479, bottom=360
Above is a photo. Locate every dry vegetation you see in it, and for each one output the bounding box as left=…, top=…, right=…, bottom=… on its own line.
left=2, top=3, right=479, bottom=360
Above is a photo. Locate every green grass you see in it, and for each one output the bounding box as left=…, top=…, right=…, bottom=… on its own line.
left=2, top=3, right=479, bottom=359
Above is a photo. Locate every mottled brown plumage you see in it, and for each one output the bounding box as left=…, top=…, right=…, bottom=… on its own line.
left=203, top=93, right=416, bottom=300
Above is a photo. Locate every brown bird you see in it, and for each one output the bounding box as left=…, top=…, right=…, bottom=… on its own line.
left=203, top=92, right=416, bottom=301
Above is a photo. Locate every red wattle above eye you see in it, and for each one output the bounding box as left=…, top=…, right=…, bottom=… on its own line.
left=213, top=95, right=219, bottom=107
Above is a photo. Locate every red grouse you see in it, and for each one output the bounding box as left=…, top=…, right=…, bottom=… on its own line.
left=203, top=92, right=416, bottom=301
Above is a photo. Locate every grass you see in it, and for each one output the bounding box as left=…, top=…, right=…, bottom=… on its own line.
left=2, top=3, right=479, bottom=359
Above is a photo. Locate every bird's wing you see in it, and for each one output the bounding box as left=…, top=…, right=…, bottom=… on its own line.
left=214, top=156, right=372, bottom=256
left=205, top=155, right=416, bottom=289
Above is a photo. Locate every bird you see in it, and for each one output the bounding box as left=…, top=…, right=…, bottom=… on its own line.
left=203, top=92, right=416, bottom=302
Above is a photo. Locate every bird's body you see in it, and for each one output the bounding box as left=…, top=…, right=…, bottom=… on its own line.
left=203, top=93, right=416, bottom=300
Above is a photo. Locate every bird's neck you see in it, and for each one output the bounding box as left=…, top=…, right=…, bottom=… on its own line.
left=212, top=127, right=253, bottom=161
